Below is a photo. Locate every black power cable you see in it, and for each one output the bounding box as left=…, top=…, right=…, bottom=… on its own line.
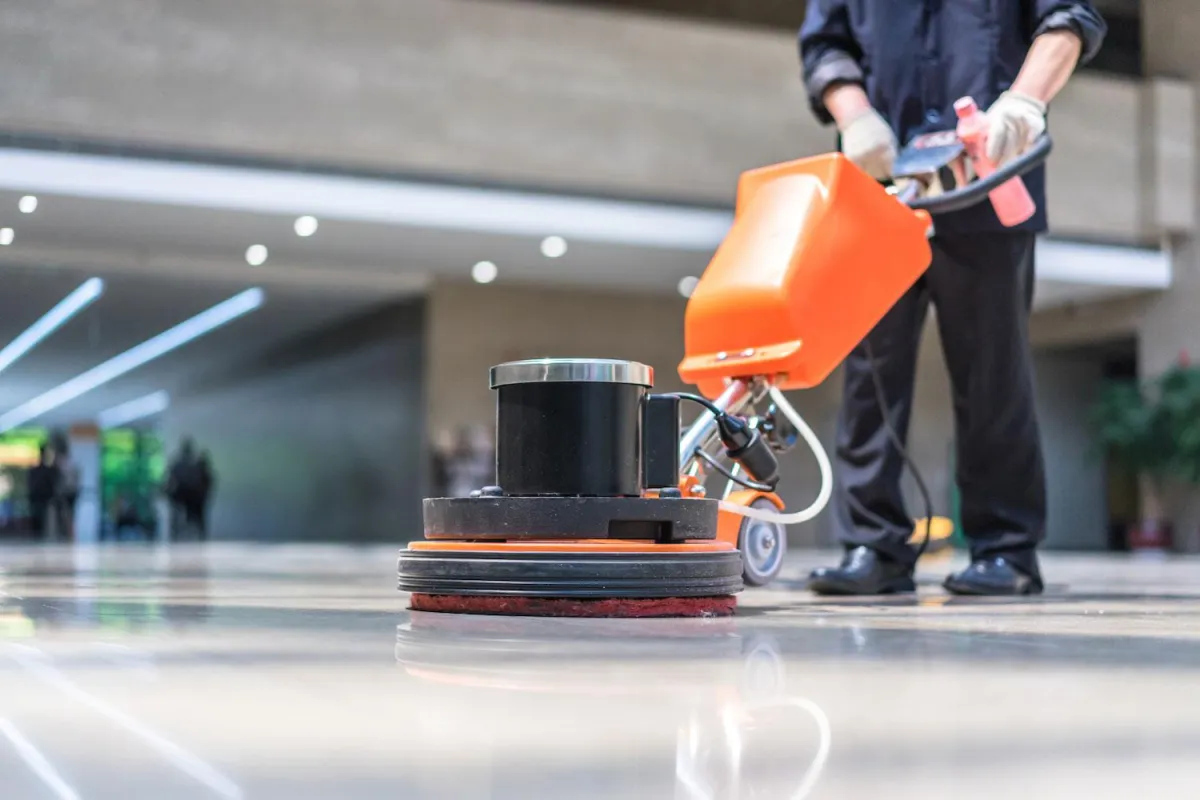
left=664, top=382, right=931, bottom=556
left=862, top=338, right=934, bottom=558
left=692, top=447, right=776, bottom=493
left=660, top=392, right=725, bottom=418
left=658, top=392, right=780, bottom=488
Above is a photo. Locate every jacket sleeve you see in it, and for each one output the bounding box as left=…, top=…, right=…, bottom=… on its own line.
left=799, top=0, right=865, bottom=125
left=1028, top=1, right=1107, bottom=65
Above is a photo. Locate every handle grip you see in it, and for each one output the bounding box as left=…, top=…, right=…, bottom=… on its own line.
left=906, top=135, right=1052, bottom=215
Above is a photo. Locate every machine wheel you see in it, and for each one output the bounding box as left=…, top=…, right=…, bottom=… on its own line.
left=738, top=498, right=786, bottom=587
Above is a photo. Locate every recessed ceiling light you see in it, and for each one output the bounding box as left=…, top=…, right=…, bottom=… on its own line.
left=0, top=228, right=12, bottom=246
left=472, top=261, right=498, bottom=284
left=245, top=244, right=268, bottom=266
left=540, top=235, right=568, bottom=259
left=294, top=215, right=319, bottom=237
left=18, top=195, right=37, bottom=214
left=677, top=276, right=700, bottom=298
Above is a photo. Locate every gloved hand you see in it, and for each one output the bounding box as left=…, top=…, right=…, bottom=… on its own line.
left=985, top=90, right=1047, bottom=167
left=838, top=107, right=898, bottom=181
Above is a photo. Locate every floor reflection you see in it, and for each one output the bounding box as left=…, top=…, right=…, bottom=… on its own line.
left=396, top=612, right=832, bottom=799
left=2, top=545, right=1200, bottom=798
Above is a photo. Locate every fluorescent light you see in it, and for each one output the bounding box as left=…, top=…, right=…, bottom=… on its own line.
left=471, top=261, right=498, bottom=284
left=540, top=235, right=567, bottom=258
left=18, top=195, right=37, bottom=214
left=0, top=277, right=104, bottom=376
left=0, top=288, right=264, bottom=433
left=0, top=228, right=12, bottom=246
left=677, top=275, right=700, bottom=298
left=245, top=244, right=268, bottom=266
left=98, top=391, right=170, bottom=428
left=0, top=148, right=732, bottom=250
left=293, top=215, right=319, bottom=237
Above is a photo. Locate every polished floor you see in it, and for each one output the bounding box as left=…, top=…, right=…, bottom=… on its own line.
left=2, top=544, right=1199, bottom=799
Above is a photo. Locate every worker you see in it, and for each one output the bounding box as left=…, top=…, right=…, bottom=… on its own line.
left=800, top=1, right=1106, bottom=595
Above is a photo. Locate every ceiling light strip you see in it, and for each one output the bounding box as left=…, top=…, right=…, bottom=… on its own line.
left=0, top=288, right=264, bottom=432
left=0, top=277, right=104, bottom=376
left=0, top=149, right=732, bottom=250
left=97, top=391, right=171, bottom=429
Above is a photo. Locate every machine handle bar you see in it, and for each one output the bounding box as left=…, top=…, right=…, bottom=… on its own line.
left=906, top=135, right=1052, bottom=215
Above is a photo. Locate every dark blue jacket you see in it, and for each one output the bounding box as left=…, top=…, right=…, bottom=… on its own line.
left=799, top=0, right=1106, bottom=234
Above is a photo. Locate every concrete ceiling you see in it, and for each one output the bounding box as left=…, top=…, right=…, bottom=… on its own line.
left=1091, top=0, right=1139, bottom=12
left=0, top=188, right=716, bottom=295
left=549, top=0, right=1140, bottom=30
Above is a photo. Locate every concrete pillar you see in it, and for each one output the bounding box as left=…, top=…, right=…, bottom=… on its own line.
left=66, top=423, right=102, bottom=543
left=1136, top=1, right=1200, bottom=548
left=1140, top=1, right=1200, bottom=375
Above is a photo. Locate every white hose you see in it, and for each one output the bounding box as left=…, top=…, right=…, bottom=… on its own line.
left=716, top=386, right=833, bottom=526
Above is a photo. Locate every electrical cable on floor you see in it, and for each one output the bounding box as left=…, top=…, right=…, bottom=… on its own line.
left=862, top=338, right=934, bottom=558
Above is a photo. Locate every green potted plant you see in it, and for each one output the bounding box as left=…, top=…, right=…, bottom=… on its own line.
left=1090, top=354, right=1200, bottom=552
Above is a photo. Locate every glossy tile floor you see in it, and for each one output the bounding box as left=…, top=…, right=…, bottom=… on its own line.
left=2, top=544, right=1200, bottom=799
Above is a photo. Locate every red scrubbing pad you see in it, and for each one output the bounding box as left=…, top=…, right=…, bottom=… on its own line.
left=410, top=593, right=736, bottom=618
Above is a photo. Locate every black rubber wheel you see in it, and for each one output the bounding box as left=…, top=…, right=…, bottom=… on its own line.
left=738, top=498, right=787, bottom=587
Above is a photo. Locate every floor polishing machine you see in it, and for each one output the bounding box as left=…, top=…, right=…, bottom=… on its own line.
left=398, top=129, right=1052, bottom=617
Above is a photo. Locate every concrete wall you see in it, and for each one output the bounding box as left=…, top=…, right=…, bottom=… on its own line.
left=1033, top=349, right=1109, bottom=550
left=1008, top=0, right=1200, bottom=550
left=164, top=301, right=426, bottom=543
left=425, top=280, right=957, bottom=547
left=425, top=281, right=690, bottom=434
left=0, top=0, right=1152, bottom=242
left=1137, top=0, right=1200, bottom=547
left=1140, top=2, right=1200, bottom=380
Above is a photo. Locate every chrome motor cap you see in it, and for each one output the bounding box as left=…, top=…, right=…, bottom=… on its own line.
left=489, top=358, right=654, bottom=388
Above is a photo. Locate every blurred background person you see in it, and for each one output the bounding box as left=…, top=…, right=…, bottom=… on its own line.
left=430, top=429, right=455, bottom=498
left=110, top=493, right=148, bottom=541
left=166, top=438, right=208, bottom=539
left=51, top=437, right=79, bottom=542
left=195, top=449, right=216, bottom=540
left=26, top=445, right=59, bottom=541
left=445, top=424, right=495, bottom=498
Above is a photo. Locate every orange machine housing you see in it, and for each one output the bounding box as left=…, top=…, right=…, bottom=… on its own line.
left=679, top=154, right=933, bottom=398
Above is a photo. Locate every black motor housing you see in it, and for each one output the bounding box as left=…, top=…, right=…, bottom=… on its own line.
left=419, top=358, right=709, bottom=544
left=495, top=380, right=643, bottom=497
left=490, top=358, right=677, bottom=497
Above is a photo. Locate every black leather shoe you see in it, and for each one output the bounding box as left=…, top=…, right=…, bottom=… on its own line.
left=807, top=546, right=916, bottom=596
left=943, top=556, right=1043, bottom=596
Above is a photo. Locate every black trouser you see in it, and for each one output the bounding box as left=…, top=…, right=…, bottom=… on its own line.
left=186, top=500, right=207, bottom=540
left=833, top=231, right=1046, bottom=576
left=174, top=499, right=207, bottom=539
left=30, top=500, right=49, bottom=539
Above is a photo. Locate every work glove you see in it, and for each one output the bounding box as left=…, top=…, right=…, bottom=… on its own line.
left=985, top=90, right=1047, bottom=167
left=838, top=107, right=898, bottom=181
